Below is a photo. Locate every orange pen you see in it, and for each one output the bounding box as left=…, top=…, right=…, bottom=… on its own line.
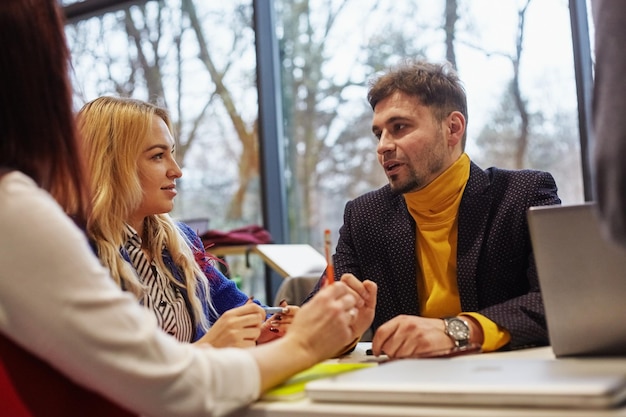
left=324, top=229, right=335, bottom=286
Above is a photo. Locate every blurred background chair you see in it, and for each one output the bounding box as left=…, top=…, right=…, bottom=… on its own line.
left=273, top=275, right=319, bottom=306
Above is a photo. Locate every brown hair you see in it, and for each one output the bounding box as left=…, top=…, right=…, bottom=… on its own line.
left=0, top=0, right=90, bottom=224
left=368, top=59, right=468, bottom=149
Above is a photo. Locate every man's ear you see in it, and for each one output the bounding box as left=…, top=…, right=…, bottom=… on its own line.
left=446, top=111, right=465, bottom=147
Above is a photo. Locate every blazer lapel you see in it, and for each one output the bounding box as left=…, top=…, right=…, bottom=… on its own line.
left=457, top=163, right=493, bottom=311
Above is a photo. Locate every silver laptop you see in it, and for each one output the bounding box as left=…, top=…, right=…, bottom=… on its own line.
left=306, top=358, right=626, bottom=409
left=527, top=203, right=626, bottom=357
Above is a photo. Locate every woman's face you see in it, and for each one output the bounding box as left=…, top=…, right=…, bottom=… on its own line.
left=128, top=115, right=182, bottom=231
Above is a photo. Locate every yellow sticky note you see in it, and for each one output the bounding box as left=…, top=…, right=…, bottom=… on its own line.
left=261, top=362, right=376, bottom=401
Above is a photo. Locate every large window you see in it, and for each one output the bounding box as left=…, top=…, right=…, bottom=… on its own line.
left=275, top=0, right=584, bottom=248
left=67, top=1, right=260, bottom=228
left=65, top=0, right=592, bottom=302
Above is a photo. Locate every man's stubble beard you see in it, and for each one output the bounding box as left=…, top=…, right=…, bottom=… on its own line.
left=388, top=137, right=446, bottom=195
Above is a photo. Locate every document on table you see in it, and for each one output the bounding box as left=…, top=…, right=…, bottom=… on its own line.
left=254, top=244, right=327, bottom=278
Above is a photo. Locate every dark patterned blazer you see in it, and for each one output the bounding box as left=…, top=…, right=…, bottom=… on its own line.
left=309, top=161, right=561, bottom=350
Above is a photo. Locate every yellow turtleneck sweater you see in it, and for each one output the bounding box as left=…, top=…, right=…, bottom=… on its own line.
left=404, top=153, right=510, bottom=352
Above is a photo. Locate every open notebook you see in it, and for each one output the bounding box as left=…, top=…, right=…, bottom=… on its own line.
left=306, top=358, right=626, bottom=409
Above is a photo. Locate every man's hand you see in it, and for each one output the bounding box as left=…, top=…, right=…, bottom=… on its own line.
left=371, top=315, right=454, bottom=358
left=371, top=314, right=483, bottom=358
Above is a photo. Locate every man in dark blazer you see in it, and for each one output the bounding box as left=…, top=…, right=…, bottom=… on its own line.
left=307, top=59, right=560, bottom=359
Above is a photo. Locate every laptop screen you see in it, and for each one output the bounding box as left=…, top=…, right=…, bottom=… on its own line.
left=527, top=203, right=626, bottom=357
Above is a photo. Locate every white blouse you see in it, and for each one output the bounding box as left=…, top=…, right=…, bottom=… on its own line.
left=0, top=171, right=260, bottom=417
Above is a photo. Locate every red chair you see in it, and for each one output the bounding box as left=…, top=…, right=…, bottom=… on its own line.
left=0, top=333, right=135, bottom=417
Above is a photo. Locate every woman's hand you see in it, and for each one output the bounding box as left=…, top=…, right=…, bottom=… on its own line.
left=195, top=300, right=265, bottom=348
left=249, top=279, right=377, bottom=392
left=256, top=299, right=300, bottom=344
left=280, top=279, right=374, bottom=362
left=339, top=273, right=377, bottom=339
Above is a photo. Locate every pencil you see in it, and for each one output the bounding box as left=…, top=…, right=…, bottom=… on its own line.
left=324, top=229, right=335, bottom=286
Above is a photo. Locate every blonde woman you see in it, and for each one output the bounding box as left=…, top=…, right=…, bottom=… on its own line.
left=77, top=96, right=291, bottom=347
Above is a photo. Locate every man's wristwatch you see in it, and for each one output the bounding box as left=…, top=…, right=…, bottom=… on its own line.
left=442, top=317, right=470, bottom=347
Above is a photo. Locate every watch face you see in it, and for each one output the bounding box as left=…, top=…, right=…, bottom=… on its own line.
left=447, top=319, right=469, bottom=339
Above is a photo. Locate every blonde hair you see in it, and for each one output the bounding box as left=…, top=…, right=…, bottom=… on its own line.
left=77, top=96, right=210, bottom=332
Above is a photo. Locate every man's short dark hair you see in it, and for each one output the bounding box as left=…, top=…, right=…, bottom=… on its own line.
left=367, top=59, right=468, bottom=148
